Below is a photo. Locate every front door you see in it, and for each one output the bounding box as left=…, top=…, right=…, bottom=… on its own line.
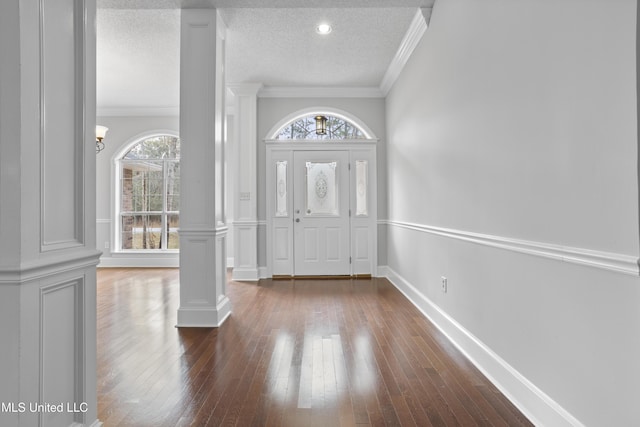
left=293, top=150, right=350, bottom=275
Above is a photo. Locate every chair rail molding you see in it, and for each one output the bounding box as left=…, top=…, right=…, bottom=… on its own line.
left=385, top=219, right=639, bottom=276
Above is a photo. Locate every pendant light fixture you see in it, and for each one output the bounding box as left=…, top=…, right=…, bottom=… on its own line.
left=315, top=115, right=327, bottom=135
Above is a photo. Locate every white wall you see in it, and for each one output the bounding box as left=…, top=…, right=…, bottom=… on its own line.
left=385, top=0, right=639, bottom=425
left=257, top=97, right=388, bottom=269
left=95, top=115, right=180, bottom=266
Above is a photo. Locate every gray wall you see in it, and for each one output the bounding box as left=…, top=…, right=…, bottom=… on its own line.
left=256, top=97, right=388, bottom=268
left=385, top=0, right=639, bottom=425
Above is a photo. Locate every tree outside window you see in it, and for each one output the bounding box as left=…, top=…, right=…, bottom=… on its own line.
left=119, top=135, right=180, bottom=250
left=276, top=115, right=366, bottom=140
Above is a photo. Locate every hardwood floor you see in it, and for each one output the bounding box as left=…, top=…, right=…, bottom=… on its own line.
left=97, top=268, right=533, bottom=427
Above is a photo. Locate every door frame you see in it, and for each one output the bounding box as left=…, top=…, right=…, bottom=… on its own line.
left=266, top=141, right=378, bottom=277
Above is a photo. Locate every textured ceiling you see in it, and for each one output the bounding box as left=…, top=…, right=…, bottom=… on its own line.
left=97, top=1, right=430, bottom=112
left=221, top=8, right=417, bottom=88
left=99, top=0, right=434, bottom=9
left=97, top=8, right=180, bottom=111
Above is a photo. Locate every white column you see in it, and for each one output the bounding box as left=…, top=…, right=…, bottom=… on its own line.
left=177, top=9, right=231, bottom=327
left=0, top=0, right=100, bottom=426
left=228, top=83, right=262, bottom=281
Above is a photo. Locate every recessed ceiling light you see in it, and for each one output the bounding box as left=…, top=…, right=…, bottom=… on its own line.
left=316, top=23, right=332, bottom=35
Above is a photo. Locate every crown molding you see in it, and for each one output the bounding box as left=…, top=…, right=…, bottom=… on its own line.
left=216, top=9, right=227, bottom=39
left=97, top=106, right=179, bottom=117
left=257, top=86, right=384, bottom=98
left=380, top=7, right=431, bottom=96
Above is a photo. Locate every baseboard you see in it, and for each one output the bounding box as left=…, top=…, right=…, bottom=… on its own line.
left=382, top=265, right=585, bottom=427
left=377, top=265, right=390, bottom=277
left=231, top=267, right=259, bottom=281
left=176, top=296, right=231, bottom=327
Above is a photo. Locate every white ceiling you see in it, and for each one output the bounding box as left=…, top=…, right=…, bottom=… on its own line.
left=97, top=1, right=434, bottom=113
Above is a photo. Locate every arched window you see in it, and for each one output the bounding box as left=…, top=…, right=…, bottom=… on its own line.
left=275, top=114, right=367, bottom=140
left=118, top=135, right=180, bottom=251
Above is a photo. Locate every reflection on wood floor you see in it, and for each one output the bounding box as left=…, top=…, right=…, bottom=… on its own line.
left=97, top=268, right=533, bottom=427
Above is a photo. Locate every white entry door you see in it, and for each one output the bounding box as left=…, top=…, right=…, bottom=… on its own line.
left=293, top=150, right=350, bottom=275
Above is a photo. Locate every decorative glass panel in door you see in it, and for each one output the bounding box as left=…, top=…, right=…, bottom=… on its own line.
left=305, top=161, right=338, bottom=216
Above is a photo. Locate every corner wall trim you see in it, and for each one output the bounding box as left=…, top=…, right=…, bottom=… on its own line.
left=385, top=220, right=639, bottom=276
left=383, top=265, right=586, bottom=427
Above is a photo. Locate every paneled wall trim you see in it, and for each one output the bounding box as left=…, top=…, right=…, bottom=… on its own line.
left=385, top=220, right=639, bottom=276
left=40, top=278, right=85, bottom=426
left=40, top=0, right=87, bottom=251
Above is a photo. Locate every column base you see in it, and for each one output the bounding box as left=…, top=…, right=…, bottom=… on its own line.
left=176, top=296, right=231, bottom=328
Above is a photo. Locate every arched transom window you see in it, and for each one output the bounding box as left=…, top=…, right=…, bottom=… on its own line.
left=275, top=114, right=367, bottom=140
left=118, top=135, right=180, bottom=251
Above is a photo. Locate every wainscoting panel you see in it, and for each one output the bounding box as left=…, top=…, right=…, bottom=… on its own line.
left=40, top=278, right=84, bottom=427
left=179, top=236, right=213, bottom=305
left=234, top=224, right=258, bottom=276
left=40, top=0, right=85, bottom=250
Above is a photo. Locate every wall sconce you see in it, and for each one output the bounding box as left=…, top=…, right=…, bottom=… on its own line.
left=315, top=115, right=327, bottom=135
left=96, top=125, right=108, bottom=153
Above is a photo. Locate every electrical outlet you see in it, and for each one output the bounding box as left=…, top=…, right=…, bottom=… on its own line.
left=104, top=241, right=110, bottom=249
left=441, top=276, right=447, bottom=293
